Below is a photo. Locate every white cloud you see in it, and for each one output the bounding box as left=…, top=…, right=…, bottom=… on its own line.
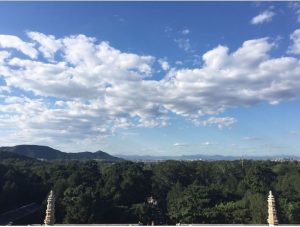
left=202, top=45, right=229, bottom=69
left=27, top=31, right=62, bottom=60
left=251, top=10, right=275, bottom=25
left=161, top=37, right=300, bottom=120
left=242, top=136, right=261, bottom=141
left=288, top=29, right=300, bottom=54
left=0, top=51, right=10, bottom=63
left=175, top=38, right=191, bottom=52
left=2, top=36, right=155, bottom=99
left=1, top=32, right=300, bottom=149
left=113, top=14, right=125, bottom=23
left=181, top=29, right=190, bottom=35
left=0, top=86, right=10, bottom=93
left=173, top=142, right=188, bottom=147
left=202, top=117, right=237, bottom=129
left=0, top=35, right=38, bottom=58
left=289, top=2, right=300, bottom=23
left=158, top=59, right=170, bottom=71
left=201, top=141, right=218, bottom=146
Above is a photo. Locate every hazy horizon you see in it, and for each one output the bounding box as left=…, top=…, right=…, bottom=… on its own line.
left=0, top=2, right=300, bottom=156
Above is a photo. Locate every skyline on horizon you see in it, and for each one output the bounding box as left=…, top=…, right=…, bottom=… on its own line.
left=0, top=2, right=300, bottom=156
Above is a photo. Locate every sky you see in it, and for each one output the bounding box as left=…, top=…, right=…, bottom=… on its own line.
left=0, top=2, right=300, bottom=156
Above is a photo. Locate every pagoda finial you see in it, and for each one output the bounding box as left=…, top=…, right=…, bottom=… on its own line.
left=44, top=190, right=55, bottom=225
left=267, top=190, right=278, bottom=226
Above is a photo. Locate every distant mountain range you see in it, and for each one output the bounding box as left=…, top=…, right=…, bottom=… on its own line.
left=0, top=145, right=122, bottom=161
left=116, top=154, right=300, bottom=161
left=1, top=145, right=299, bottom=162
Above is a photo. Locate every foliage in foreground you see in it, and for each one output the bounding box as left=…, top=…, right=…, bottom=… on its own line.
left=0, top=157, right=300, bottom=224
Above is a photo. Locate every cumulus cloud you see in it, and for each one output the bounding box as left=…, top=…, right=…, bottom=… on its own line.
left=288, top=29, right=300, bottom=54
left=27, top=31, right=62, bottom=60
left=0, top=35, right=38, bottom=58
left=251, top=10, right=275, bottom=25
left=0, top=51, right=10, bottom=63
left=1, top=31, right=300, bottom=149
left=158, top=59, right=170, bottom=71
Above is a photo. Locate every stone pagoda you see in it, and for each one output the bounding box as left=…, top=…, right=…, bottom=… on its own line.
left=267, top=190, right=278, bottom=226
left=44, top=190, right=55, bottom=225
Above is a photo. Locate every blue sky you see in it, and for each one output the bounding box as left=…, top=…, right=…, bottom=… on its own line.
left=0, top=2, right=300, bottom=156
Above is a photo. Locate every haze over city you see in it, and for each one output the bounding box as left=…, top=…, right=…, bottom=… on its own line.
left=0, top=2, right=300, bottom=156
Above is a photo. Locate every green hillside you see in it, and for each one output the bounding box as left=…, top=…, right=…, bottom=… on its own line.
left=0, top=145, right=122, bottom=161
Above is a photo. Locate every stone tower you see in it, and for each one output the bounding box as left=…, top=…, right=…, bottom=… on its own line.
left=44, top=190, right=55, bottom=225
left=267, top=190, right=278, bottom=226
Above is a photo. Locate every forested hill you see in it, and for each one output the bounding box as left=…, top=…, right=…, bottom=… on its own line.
left=0, top=150, right=35, bottom=160
left=0, top=145, right=122, bottom=161
left=0, top=159, right=300, bottom=224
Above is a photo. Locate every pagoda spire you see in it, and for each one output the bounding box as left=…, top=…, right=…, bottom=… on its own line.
left=44, top=190, right=55, bottom=225
left=267, top=190, right=278, bottom=226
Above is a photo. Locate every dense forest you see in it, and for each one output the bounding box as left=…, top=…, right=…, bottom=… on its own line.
left=0, top=154, right=300, bottom=225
